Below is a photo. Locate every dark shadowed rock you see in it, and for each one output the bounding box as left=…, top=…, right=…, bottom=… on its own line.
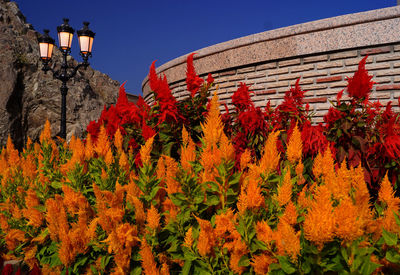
left=0, top=0, right=119, bottom=149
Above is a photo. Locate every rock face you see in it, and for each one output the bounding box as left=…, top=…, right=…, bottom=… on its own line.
left=0, top=0, right=119, bottom=149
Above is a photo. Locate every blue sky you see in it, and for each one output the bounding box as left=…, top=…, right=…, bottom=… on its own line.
left=16, top=0, right=396, bottom=96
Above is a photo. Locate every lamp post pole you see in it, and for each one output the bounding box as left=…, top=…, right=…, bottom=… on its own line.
left=38, top=19, right=95, bottom=140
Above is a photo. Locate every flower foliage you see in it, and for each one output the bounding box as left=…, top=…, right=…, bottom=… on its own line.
left=1, top=55, right=399, bottom=274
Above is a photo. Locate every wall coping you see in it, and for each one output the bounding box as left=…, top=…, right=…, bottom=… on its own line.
left=142, top=5, right=400, bottom=96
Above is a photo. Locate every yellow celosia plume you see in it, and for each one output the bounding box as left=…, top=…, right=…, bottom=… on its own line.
left=139, top=134, right=155, bottom=166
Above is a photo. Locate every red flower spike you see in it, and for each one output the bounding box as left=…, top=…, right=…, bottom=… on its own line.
left=186, top=53, right=204, bottom=97
left=336, top=89, right=344, bottom=105
left=149, top=60, right=160, bottom=92
left=207, top=73, right=214, bottom=85
left=384, top=135, right=400, bottom=160
left=232, top=82, right=254, bottom=111
left=346, top=56, right=374, bottom=101
left=141, top=122, right=156, bottom=141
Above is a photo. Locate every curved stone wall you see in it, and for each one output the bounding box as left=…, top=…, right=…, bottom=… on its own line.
left=142, top=6, right=400, bottom=121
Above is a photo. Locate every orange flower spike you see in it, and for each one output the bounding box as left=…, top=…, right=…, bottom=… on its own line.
left=132, top=196, right=146, bottom=225
left=295, top=159, right=305, bottom=185
left=156, top=156, right=166, bottom=179
left=220, top=132, right=235, bottom=161
left=104, top=148, right=114, bottom=166
left=180, top=140, right=196, bottom=172
left=282, top=201, right=297, bottom=226
left=22, top=154, right=37, bottom=180
left=39, top=120, right=52, bottom=144
left=140, top=135, right=155, bottom=166
left=246, top=178, right=264, bottom=211
left=214, top=209, right=237, bottom=238
left=195, top=216, right=217, bottom=256
left=114, top=128, right=124, bottom=153
left=237, top=185, right=248, bottom=214
left=146, top=204, right=160, bottom=231
left=160, top=263, right=170, bottom=275
left=276, top=168, right=292, bottom=207
left=23, top=245, right=38, bottom=270
left=240, top=149, right=252, bottom=171
left=181, top=126, right=189, bottom=147
left=275, top=221, right=300, bottom=261
left=201, top=92, right=223, bottom=149
left=119, top=151, right=129, bottom=171
left=140, top=239, right=160, bottom=275
left=312, top=151, right=324, bottom=179
left=6, top=136, right=20, bottom=167
left=5, top=229, right=26, bottom=250
left=183, top=227, right=193, bottom=248
left=85, top=133, right=95, bottom=160
left=164, top=155, right=181, bottom=194
left=334, top=197, right=363, bottom=242
left=256, top=220, right=274, bottom=245
left=378, top=173, right=400, bottom=209
left=95, top=125, right=110, bottom=157
left=303, top=185, right=335, bottom=249
left=259, top=130, right=281, bottom=176
left=287, top=123, right=302, bottom=164
left=251, top=253, right=275, bottom=275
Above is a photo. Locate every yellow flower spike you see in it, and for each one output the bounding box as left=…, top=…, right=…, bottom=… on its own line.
left=258, top=130, right=281, bottom=176
left=276, top=168, right=293, bottom=207
left=6, top=136, right=19, bottom=167
left=164, top=155, right=181, bottom=195
left=256, top=220, right=274, bottom=245
left=378, top=173, right=400, bottom=234
left=281, top=201, right=297, bottom=226
left=180, top=128, right=196, bottom=172
left=139, top=134, right=155, bottom=166
left=275, top=221, right=300, bottom=262
left=287, top=123, right=302, bottom=164
left=95, top=125, right=110, bottom=157
left=114, top=128, right=123, bottom=153
left=40, top=120, right=52, bottom=143
left=139, top=238, right=160, bottom=275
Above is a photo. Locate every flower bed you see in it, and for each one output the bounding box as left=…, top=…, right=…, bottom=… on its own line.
left=0, top=55, right=399, bottom=274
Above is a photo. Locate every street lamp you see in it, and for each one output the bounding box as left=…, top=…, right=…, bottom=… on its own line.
left=38, top=18, right=95, bottom=140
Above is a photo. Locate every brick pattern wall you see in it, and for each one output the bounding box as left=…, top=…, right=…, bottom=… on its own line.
left=145, top=43, right=400, bottom=122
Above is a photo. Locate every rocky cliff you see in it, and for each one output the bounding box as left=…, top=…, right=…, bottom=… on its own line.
left=0, top=0, right=119, bottom=149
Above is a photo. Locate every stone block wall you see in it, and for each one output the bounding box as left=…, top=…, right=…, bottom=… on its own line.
left=142, top=6, right=400, bottom=122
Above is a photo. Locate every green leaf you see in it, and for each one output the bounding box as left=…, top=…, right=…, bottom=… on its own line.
left=50, top=181, right=62, bottom=189
left=386, top=249, right=400, bottom=264
left=278, top=256, right=296, bottom=274
left=101, top=255, right=113, bottom=270
left=238, top=255, right=250, bottom=267
left=382, top=228, right=397, bottom=246
left=182, top=260, right=192, bottom=275
left=130, top=266, right=142, bottom=275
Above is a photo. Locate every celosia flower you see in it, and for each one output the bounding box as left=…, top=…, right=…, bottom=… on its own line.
left=142, top=122, right=156, bottom=141
left=251, top=253, right=275, bottom=275
left=276, top=168, right=292, bottom=207
left=40, top=120, right=52, bottom=143
left=206, top=73, right=214, bottom=85
left=114, top=128, right=123, bottom=153
left=186, top=53, right=204, bottom=97
left=140, top=239, right=160, bottom=275
left=183, top=227, right=193, bottom=248
left=214, top=209, right=237, bottom=238
left=239, top=149, right=251, bottom=171
left=5, top=229, right=26, bottom=250
left=301, top=121, right=328, bottom=157
left=287, top=123, right=302, bottom=164
left=346, top=55, right=374, bottom=101
left=256, top=220, right=274, bottom=245
left=146, top=204, right=160, bottom=230
left=334, top=198, right=363, bottom=242
left=274, top=221, right=300, bottom=261
left=195, top=216, right=216, bottom=256
left=258, top=131, right=281, bottom=176
left=281, top=201, right=297, bottom=226
left=232, top=82, right=254, bottom=111
left=303, top=185, right=335, bottom=249
left=201, top=92, right=223, bottom=149
left=139, top=135, right=155, bottom=166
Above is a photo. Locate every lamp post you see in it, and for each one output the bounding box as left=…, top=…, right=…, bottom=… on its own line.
left=38, top=18, right=95, bottom=140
